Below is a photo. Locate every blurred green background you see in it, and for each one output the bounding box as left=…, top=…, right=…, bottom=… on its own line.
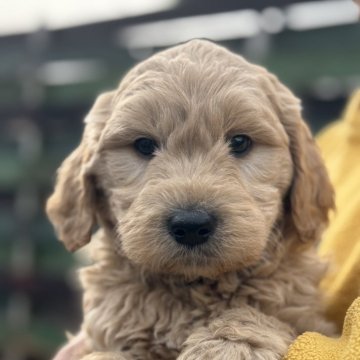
left=0, top=0, right=359, bottom=359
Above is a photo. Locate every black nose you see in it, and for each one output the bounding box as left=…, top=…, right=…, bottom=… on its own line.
left=167, top=209, right=216, bottom=247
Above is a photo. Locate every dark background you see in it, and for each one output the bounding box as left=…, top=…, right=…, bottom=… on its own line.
left=0, top=1, right=359, bottom=359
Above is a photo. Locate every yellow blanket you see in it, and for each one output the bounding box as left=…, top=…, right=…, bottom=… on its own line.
left=284, top=90, right=360, bottom=359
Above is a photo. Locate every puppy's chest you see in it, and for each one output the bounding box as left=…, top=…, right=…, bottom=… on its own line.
left=83, top=273, right=234, bottom=359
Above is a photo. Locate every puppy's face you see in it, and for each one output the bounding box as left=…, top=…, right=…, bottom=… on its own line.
left=96, top=70, right=292, bottom=278
left=47, top=40, right=333, bottom=279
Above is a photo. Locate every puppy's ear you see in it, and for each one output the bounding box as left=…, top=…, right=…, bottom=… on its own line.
left=46, top=91, right=114, bottom=252
left=267, top=76, right=334, bottom=243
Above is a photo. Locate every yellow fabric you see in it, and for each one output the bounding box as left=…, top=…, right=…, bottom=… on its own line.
left=284, top=298, right=360, bottom=360
left=284, top=90, right=360, bottom=359
left=318, top=90, right=360, bottom=327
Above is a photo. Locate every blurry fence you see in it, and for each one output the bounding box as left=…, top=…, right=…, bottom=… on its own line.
left=0, top=29, right=83, bottom=360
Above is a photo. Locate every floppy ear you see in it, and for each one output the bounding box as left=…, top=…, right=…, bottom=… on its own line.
left=46, top=91, right=114, bottom=252
left=266, top=75, right=335, bottom=243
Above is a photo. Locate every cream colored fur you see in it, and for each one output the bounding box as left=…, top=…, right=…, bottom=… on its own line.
left=48, top=40, right=335, bottom=360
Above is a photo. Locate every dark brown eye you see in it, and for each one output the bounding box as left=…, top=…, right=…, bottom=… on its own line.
left=134, top=137, right=157, bottom=157
left=230, top=135, right=252, bottom=156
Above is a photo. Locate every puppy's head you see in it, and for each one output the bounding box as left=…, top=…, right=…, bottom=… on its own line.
left=47, top=40, right=334, bottom=278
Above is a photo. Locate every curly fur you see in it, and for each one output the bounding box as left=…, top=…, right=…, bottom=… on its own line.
left=48, top=40, right=335, bottom=360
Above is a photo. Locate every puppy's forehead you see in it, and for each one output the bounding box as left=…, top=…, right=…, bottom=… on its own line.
left=116, top=40, right=262, bottom=104
left=103, top=40, right=288, bottom=146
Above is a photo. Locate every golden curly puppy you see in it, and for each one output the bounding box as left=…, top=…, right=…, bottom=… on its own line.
left=48, top=40, right=335, bottom=360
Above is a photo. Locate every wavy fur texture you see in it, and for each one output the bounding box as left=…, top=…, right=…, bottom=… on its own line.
left=48, top=40, right=335, bottom=360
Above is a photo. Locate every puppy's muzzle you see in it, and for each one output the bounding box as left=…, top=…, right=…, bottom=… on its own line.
left=167, top=209, right=217, bottom=247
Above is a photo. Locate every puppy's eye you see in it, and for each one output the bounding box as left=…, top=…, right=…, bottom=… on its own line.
left=230, top=135, right=252, bottom=156
left=134, top=137, right=157, bottom=157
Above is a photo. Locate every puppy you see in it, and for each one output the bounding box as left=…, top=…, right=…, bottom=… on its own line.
left=48, top=40, right=335, bottom=360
